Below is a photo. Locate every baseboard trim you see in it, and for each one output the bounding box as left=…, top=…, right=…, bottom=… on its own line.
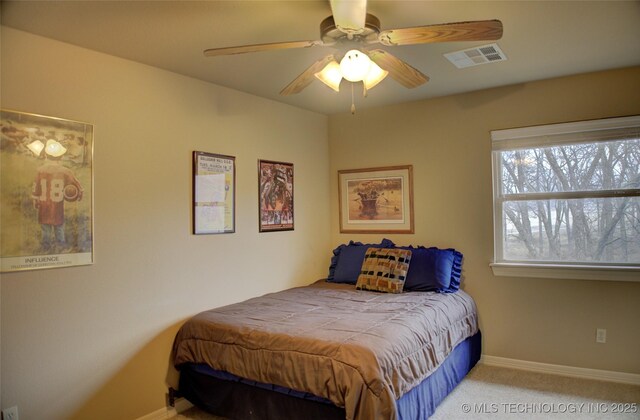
left=480, top=355, right=640, bottom=385
left=136, top=397, right=193, bottom=420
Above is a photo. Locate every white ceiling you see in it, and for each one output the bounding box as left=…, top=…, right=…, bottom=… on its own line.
left=2, top=1, right=640, bottom=115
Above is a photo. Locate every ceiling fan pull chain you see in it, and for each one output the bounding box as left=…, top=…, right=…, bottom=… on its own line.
left=351, top=83, right=356, bottom=114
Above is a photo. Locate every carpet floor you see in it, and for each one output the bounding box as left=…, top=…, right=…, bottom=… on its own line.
left=173, top=364, right=640, bottom=419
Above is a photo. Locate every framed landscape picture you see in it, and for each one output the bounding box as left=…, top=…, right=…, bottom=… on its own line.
left=258, top=160, right=293, bottom=232
left=338, top=165, right=414, bottom=234
left=1, top=109, right=94, bottom=272
left=193, top=151, right=235, bottom=234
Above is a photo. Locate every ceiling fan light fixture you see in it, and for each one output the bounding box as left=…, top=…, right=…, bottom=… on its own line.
left=315, top=51, right=388, bottom=93
left=315, top=60, right=342, bottom=92
left=340, top=49, right=372, bottom=82
left=363, top=61, right=388, bottom=90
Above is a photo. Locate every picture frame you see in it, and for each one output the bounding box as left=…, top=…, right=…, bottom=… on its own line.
left=1, top=109, right=94, bottom=272
left=338, top=165, right=414, bottom=234
left=193, top=151, right=235, bottom=234
left=258, top=160, right=294, bottom=232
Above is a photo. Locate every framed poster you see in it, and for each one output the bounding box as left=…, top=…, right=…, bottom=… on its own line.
left=258, top=160, right=293, bottom=232
left=193, top=151, right=235, bottom=234
left=338, top=165, right=414, bottom=234
left=1, top=109, right=94, bottom=272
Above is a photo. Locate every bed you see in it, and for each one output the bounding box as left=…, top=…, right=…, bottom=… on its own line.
left=173, top=275, right=480, bottom=419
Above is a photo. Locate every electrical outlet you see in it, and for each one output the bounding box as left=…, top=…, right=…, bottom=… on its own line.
left=2, top=406, right=19, bottom=420
left=596, top=328, right=607, bottom=344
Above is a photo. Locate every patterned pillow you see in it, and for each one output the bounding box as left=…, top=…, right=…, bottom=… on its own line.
left=356, top=248, right=412, bottom=293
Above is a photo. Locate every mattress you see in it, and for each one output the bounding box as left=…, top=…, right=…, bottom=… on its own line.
left=173, top=280, right=479, bottom=420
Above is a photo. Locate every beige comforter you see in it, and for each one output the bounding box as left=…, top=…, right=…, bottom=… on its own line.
left=173, top=280, right=478, bottom=420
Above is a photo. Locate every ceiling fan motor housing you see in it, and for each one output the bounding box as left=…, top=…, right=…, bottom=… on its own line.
left=320, top=14, right=381, bottom=44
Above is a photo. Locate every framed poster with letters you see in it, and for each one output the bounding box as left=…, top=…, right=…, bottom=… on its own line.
left=1, top=109, right=94, bottom=272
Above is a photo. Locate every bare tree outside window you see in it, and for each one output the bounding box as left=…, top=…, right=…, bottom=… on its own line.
left=492, top=117, right=640, bottom=268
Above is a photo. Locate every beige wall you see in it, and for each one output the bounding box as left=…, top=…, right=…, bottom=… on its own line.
left=0, top=27, right=330, bottom=419
left=329, top=66, right=640, bottom=374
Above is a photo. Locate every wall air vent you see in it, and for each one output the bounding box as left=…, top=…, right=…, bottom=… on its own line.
left=444, top=43, right=507, bottom=69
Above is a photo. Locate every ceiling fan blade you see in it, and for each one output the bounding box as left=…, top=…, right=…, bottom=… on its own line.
left=367, top=49, right=429, bottom=89
left=204, top=40, right=322, bottom=57
left=330, top=0, right=367, bottom=35
left=379, top=19, right=503, bottom=46
left=280, top=55, right=337, bottom=96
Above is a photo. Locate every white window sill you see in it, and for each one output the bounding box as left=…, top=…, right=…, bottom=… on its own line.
left=490, top=262, right=640, bottom=282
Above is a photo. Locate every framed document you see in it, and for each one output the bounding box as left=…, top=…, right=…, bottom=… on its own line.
left=1, top=109, right=94, bottom=272
left=193, top=151, right=235, bottom=234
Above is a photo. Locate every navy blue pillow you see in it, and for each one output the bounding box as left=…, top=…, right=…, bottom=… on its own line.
left=327, top=239, right=395, bottom=284
left=400, top=246, right=463, bottom=293
left=447, top=250, right=463, bottom=293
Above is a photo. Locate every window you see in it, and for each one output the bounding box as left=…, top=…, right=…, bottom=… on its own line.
left=491, top=116, right=640, bottom=281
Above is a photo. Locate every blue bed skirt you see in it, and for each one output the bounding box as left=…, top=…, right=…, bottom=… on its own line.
left=397, top=330, right=481, bottom=418
left=179, top=330, right=481, bottom=419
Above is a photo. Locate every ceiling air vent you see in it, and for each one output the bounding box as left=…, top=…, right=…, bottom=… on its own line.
left=444, top=43, right=507, bottom=69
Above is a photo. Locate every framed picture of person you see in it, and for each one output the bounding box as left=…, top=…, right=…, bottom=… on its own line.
left=258, top=160, right=294, bottom=232
left=0, top=109, right=94, bottom=272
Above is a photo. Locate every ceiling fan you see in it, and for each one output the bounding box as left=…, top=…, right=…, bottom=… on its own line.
left=203, top=0, right=503, bottom=97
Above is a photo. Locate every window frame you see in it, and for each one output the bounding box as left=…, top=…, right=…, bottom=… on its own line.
left=490, top=115, right=640, bottom=281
